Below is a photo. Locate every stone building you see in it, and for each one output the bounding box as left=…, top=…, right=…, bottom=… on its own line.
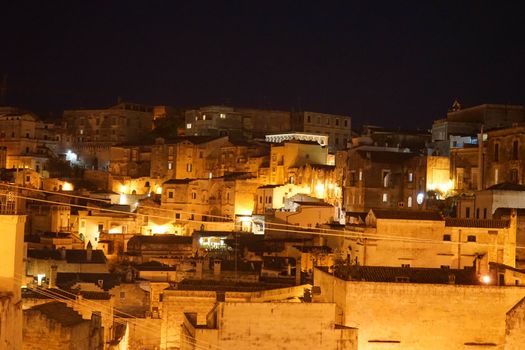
left=431, top=102, right=524, bottom=156
left=315, top=267, right=525, bottom=350
left=162, top=283, right=314, bottom=349
left=0, top=202, right=26, bottom=350
left=149, top=136, right=229, bottom=179
left=109, top=143, right=152, bottom=178
left=181, top=301, right=357, bottom=350
left=291, top=110, right=352, bottom=153
left=23, top=301, right=103, bottom=350
left=62, top=102, right=154, bottom=169
left=184, top=105, right=291, bottom=139
left=0, top=110, right=59, bottom=172
left=341, top=208, right=518, bottom=275
left=485, top=124, right=525, bottom=188
left=340, top=145, right=428, bottom=212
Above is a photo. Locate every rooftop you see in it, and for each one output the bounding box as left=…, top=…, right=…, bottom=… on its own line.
left=445, top=218, right=509, bottom=228
left=27, top=301, right=86, bottom=327
left=27, top=249, right=107, bottom=264
left=486, top=182, right=525, bottom=191
left=331, top=265, right=479, bottom=285
left=370, top=209, right=443, bottom=221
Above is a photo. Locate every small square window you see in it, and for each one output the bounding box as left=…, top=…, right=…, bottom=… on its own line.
left=467, top=235, right=476, bottom=242
left=443, top=234, right=451, bottom=241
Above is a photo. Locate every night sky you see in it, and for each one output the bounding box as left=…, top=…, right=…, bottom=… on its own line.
left=1, top=1, right=524, bottom=129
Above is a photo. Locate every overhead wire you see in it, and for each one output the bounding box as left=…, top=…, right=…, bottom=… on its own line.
left=4, top=190, right=516, bottom=250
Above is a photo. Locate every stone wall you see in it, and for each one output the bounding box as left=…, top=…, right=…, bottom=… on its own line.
left=315, top=268, right=525, bottom=350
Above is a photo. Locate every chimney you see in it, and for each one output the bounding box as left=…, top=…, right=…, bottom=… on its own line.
left=213, top=259, right=221, bottom=276
left=195, top=259, right=203, bottom=279
left=86, top=241, right=93, bottom=262
left=48, top=265, right=57, bottom=289
left=60, top=247, right=66, bottom=260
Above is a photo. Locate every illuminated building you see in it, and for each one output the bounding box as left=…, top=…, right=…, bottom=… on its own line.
left=62, top=102, right=154, bottom=170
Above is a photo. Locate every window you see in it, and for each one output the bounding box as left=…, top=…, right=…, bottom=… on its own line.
left=344, top=120, right=348, bottom=127
left=175, top=213, right=180, bottom=219
left=382, top=193, right=388, bottom=202
left=191, top=192, right=197, bottom=200
left=467, top=235, right=476, bottom=242
left=382, top=170, right=391, bottom=188
left=186, top=123, right=192, bottom=129
left=401, top=264, right=410, bottom=268
left=511, top=169, right=519, bottom=183
left=476, top=208, right=480, bottom=219
left=168, top=191, right=174, bottom=199
left=202, top=114, right=207, bottom=120
left=199, top=151, right=203, bottom=158
left=335, top=119, right=339, bottom=126
left=483, top=208, right=487, bottom=219
left=407, top=196, right=413, bottom=208
left=359, top=170, right=363, bottom=181
left=513, top=140, right=519, bottom=160
left=268, top=195, right=272, bottom=203
left=25, top=175, right=30, bottom=182
left=98, top=224, right=104, bottom=231
left=326, top=118, right=330, bottom=125
left=307, top=115, right=311, bottom=123
left=408, top=172, right=413, bottom=182
left=186, top=164, right=192, bottom=172
left=219, top=113, right=226, bottom=119
left=494, top=143, right=499, bottom=162
left=495, top=168, right=499, bottom=184
left=259, top=196, right=262, bottom=204
left=443, top=234, right=451, bottom=241
left=465, top=207, right=471, bottom=218
left=120, top=292, right=125, bottom=299
left=168, top=162, right=172, bottom=170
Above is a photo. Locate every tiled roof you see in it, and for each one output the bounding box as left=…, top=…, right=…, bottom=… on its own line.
left=27, top=249, right=107, bottom=264
left=333, top=265, right=479, bottom=285
left=445, top=218, right=509, bottom=228
left=127, top=235, right=193, bottom=245
left=28, top=301, right=85, bottom=326
left=487, top=182, right=525, bottom=191
left=22, top=288, right=111, bottom=300
left=294, top=201, right=333, bottom=207
left=56, top=272, right=122, bottom=291
left=163, top=178, right=193, bottom=185
left=371, top=209, right=443, bottom=221
left=169, top=279, right=291, bottom=292
left=258, top=184, right=281, bottom=189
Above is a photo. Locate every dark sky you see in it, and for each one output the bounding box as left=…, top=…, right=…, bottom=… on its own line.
left=1, top=1, right=524, bottom=129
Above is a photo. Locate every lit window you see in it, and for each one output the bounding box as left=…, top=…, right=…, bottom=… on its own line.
left=168, top=162, right=172, bottom=170
left=220, top=113, right=226, bottom=119
left=382, top=193, right=388, bottom=202
left=186, top=123, right=192, bottom=129
left=407, top=196, right=412, bottom=208
left=359, top=170, right=363, bottom=181
left=80, top=129, right=84, bottom=135
left=187, top=164, right=192, bottom=172
left=416, top=193, right=424, bottom=205
left=202, top=114, right=207, bottom=120
left=408, top=172, right=413, bottom=182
